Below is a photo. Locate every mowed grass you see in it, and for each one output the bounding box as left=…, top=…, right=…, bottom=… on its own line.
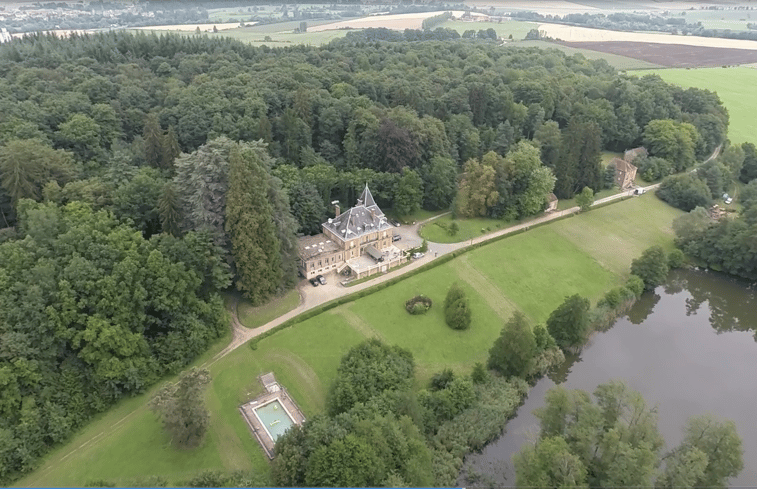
left=634, top=67, right=757, bottom=146
left=420, top=214, right=509, bottom=243
left=15, top=197, right=683, bottom=487
left=236, top=289, right=300, bottom=329
left=550, top=195, right=683, bottom=277
left=515, top=40, right=663, bottom=70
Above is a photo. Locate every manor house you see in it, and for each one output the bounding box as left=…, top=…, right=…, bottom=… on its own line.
left=298, top=185, right=406, bottom=280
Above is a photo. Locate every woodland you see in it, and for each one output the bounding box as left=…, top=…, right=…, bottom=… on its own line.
left=0, top=30, right=732, bottom=482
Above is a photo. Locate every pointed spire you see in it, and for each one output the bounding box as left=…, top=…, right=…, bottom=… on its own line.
left=358, top=183, right=376, bottom=208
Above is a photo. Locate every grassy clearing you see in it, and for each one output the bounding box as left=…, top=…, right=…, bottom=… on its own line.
left=515, top=40, right=663, bottom=70
left=386, top=208, right=449, bottom=225
left=634, top=67, right=757, bottom=146
left=17, top=197, right=683, bottom=487
left=419, top=214, right=508, bottom=243
left=550, top=195, right=683, bottom=277
left=440, top=20, right=536, bottom=40
left=236, top=289, right=300, bottom=329
left=209, top=27, right=353, bottom=46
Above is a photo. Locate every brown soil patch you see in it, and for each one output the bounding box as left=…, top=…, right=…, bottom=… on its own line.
left=558, top=41, right=757, bottom=68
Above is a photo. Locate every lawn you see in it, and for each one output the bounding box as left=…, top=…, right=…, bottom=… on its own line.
left=235, top=289, right=300, bottom=329
left=385, top=208, right=449, bottom=225
left=419, top=214, right=509, bottom=243
left=515, top=40, right=663, bottom=70
left=557, top=188, right=619, bottom=211
left=550, top=195, right=683, bottom=276
left=634, top=67, right=757, bottom=146
left=15, top=197, right=683, bottom=487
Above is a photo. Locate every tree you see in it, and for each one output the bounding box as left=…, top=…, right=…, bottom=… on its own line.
left=0, top=139, right=75, bottom=205
left=161, top=125, right=182, bottom=170
left=111, top=167, right=165, bottom=237
left=444, top=282, right=471, bottom=331
left=488, top=312, right=537, bottom=378
left=289, top=181, right=326, bottom=235
left=673, top=207, right=713, bottom=243
left=143, top=112, right=164, bottom=168
left=454, top=157, right=498, bottom=218
left=575, top=186, right=594, bottom=212
left=671, top=414, right=743, bottom=489
left=328, top=339, right=414, bottom=416
left=531, top=381, right=664, bottom=488
left=546, top=294, right=590, bottom=350
left=514, top=436, right=588, bottom=488
left=657, top=173, right=713, bottom=212
left=158, top=183, right=182, bottom=237
left=393, top=168, right=423, bottom=217
left=643, top=119, right=698, bottom=172
left=631, top=245, right=670, bottom=291
left=225, top=144, right=282, bottom=305
left=421, top=156, right=457, bottom=210
left=739, top=142, right=757, bottom=184
left=534, top=120, right=561, bottom=170
left=149, top=368, right=211, bottom=449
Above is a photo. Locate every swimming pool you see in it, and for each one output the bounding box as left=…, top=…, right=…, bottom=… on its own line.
left=253, top=400, right=295, bottom=442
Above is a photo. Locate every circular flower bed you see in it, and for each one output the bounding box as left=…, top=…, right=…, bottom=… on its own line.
left=405, top=295, right=433, bottom=315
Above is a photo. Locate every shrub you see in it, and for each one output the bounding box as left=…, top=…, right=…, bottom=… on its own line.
left=625, top=275, right=645, bottom=298
left=430, top=368, right=455, bottom=391
left=668, top=248, right=685, bottom=269
left=631, top=245, right=670, bottom=290
left=471, top=362, right=489, bottom=384
left=449, top=221, right=459, bottom=236
left=445, top=297, right=471, bottom=330
left=405, top=294, right=432, bottom=315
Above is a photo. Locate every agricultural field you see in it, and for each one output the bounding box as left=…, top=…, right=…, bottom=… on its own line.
left=558, top=41, right=757, bottom=68
left=634, top=67, right=757, bottom=146
left=515, top=40, right=662, bottom=70
left=16, top=195, right=682, bottom=487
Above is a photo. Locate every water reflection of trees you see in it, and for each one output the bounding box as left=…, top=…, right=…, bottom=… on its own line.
left=627, top=292, right=661, bottom=325
left=673, top=269, right=757, bottom=336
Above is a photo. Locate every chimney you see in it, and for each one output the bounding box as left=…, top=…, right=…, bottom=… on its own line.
left=331, top=200, right=340, bottom=217
left=370, top=209, right=376, bottom=220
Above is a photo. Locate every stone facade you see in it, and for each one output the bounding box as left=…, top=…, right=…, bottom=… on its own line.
left=298, top=185, right=405, bottom=280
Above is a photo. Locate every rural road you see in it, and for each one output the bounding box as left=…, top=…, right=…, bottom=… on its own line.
left=210, top=181, right=663, bottom=364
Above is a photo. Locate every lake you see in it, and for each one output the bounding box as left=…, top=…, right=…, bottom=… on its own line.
left=462, top=269, right=757, bottom=487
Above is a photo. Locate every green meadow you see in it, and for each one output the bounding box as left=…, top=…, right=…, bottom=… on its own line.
left=15, top=196, right=682, bottom=487
left=439, top=20, right=536, bottom=40
left=635, top=67, right=757, bottom=146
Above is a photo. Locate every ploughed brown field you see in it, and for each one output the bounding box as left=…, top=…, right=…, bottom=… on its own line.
left=558, top=41, right=757, bottom=68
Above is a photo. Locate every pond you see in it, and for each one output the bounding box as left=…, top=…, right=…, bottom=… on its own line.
left=462, top=269, right=757, bottom=487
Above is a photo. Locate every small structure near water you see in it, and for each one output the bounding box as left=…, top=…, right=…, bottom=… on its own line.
left=239, top=372, right=306, bottom=459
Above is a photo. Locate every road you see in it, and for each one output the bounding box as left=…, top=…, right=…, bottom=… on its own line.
left=210, top=181, right=663, bottom=364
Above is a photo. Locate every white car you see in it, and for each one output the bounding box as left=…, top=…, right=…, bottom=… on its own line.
left=411, top=252, right=425, bottom=259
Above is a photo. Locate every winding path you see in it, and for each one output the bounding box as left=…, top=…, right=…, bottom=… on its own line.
left=209, top=181, right=665, bottom=365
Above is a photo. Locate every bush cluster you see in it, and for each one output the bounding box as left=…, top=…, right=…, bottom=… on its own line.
left=405, top=294, right=433, bottom=315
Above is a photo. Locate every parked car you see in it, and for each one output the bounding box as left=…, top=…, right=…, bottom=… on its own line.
left=412, top=252, right=425, bottom=259
left=389, top=219, right=401, bottom=227
left=634, top=187, right=645, bottom=195
left=309, top=278, right=319, bottom=287
left=316, top=274, right=326, bottom=285
left=723, top=193, right=733, bottom=204
left=392, top=235, right=402, bottom=242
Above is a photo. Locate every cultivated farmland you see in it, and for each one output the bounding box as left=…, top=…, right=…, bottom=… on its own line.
left=16, top=196, right=682, bottom=487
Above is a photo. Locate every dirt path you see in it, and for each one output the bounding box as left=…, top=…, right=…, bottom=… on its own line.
left=335, top=307, right=385, bottom=340
left=453, top=255, right=516, bottom=321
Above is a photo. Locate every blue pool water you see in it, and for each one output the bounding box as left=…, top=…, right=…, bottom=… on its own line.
left=254, top=400, right=294, bottom=441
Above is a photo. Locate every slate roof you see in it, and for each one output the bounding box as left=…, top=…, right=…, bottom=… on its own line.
left=613, top=157, right=636, bottom=174
left=323, top=185, right=393, bottom=242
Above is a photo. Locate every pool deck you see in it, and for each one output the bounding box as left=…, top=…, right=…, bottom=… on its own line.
left=239, top=375, right=306, bottom=459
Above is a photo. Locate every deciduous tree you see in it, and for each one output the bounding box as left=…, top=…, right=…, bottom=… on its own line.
left=149, top=368, right=211, bottom=449
left=488, top=312, right=537, bottom=378
left=631, top=245, right=670, bottom=291
left=546, top=294, right=590, bottom=350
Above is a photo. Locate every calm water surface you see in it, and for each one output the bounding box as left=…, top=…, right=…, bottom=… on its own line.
left=463, top=269, right=757, bottom=487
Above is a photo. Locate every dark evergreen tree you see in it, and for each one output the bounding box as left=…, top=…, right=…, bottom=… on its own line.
left=488, top=311, right=537, bottom=378
left=546, top=294, right=591, bottom=350
left=225, top=144, right=282, bottom=305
